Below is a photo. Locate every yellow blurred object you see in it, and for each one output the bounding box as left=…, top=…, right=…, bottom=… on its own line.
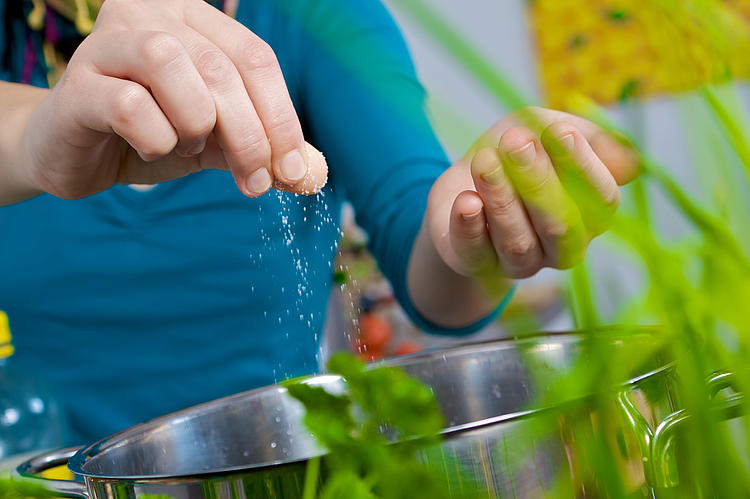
left=0, top=311, right=15, bottom=359
left=28, top=0, right=46, bottom=30
left=39, top=464, right=75, bottom=480
left=25, top=0, right=103, bottom=87
left=528, top=0, right=750, bottom=108
left=27, top=0, right=101, bottom=34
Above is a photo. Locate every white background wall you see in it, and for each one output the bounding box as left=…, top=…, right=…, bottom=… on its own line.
left=384, top=0, right=538, bottom=156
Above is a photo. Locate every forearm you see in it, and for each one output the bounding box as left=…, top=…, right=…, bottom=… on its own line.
left=407, top=216, right=513, bottom=329
left=0, top=82, right=47, bottom=206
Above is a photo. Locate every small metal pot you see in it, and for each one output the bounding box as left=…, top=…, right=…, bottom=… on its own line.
left=14, top=330, right=695, bottom=498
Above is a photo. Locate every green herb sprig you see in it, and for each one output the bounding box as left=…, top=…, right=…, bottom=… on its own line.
left=286, top=353, right=477, bottom=499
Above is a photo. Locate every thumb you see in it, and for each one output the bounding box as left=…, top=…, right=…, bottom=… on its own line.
left=273, top=142, right=328, bottom=195
left=449, top=190, right=498, bottom=277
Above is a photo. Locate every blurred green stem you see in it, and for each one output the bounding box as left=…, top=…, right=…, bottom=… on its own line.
left=569, top=263, right=599, bottom=329
left=392, top=0, right=532, bottom=111
left=302, top=457, right=320, bottom=499
left=701, top=85, right=750, bottom=181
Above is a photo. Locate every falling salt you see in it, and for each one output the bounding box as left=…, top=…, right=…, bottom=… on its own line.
left=246, top=185, right=340, bottom=378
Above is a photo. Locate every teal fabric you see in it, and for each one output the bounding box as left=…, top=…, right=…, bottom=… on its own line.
left=0, top=0, right=508, bottom=445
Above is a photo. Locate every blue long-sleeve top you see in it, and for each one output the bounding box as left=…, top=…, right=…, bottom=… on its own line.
left=0, top=0, right=508, bottom=445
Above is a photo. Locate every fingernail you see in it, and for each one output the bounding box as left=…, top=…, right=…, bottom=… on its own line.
left=507, top=141, right=536, bottom=166
left=462, top=208, right=482, bottom=222
left=175, top=139, right=206, bottom=158
left=246, top=168, right=272, bottom=195
left=187, top=139, right=207, bottom=156
left=480, top=165, right=506, bottom=185
left=558, top=133, right=575, bottom=151
left=280, top=150, right=307, bottom=183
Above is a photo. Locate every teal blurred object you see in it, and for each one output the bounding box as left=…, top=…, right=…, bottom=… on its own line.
left=0, top=312, right=67, bottom=459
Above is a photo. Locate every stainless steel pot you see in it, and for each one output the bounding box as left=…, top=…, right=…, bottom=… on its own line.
left=14, top=330, right=690, bottom=498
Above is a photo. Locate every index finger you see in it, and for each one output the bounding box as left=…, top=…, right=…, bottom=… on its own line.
left=183, top=2, right=323, bottom=193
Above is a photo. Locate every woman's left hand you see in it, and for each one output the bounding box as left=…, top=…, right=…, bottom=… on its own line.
left=427, top=106, right=640, bottom=285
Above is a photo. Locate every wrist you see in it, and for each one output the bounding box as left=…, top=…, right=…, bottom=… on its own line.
left=0, top=85, right=49, bottom=205
left=407, top=214, right=512, bottom=329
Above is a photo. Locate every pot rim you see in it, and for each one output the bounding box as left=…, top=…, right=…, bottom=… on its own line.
left=68, top=326, right=670, bottom=481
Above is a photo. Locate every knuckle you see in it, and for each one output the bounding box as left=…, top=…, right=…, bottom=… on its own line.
left=501, top=237, right=537, bottom=261
left=233, top=131, right=272, bottom=165
left=578, top=157, right=599, bottom=178
left=541, top=219, right=570, bottom=240
left=523, top=169, right=553, bottom=195
left=461, top=226, right=487, bottom=245
left=265, top=109, right=302, bottom=138
left=181, top=113, right=215, bottom=143
left=485, top=190, right=519, bottom=217
left=111, top=83, right=149, bottom=126
left=139, top=32, right=183, bottom=69
left=239, top=38, right=278, bottom=72
left=195, top=49, right=236, bottom=88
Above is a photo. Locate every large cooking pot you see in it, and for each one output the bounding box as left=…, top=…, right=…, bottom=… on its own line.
left=14, top=330, right=700, bottom=498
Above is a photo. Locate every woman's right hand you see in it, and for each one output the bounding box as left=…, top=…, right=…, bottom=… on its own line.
left=18, top=0, right=327, bottom=201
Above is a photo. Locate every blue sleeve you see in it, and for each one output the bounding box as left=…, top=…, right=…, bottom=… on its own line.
left=283, top=0, right=511, bottom=335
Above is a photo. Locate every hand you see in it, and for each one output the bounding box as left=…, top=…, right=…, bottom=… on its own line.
left=20, top=0, right=327, bottom=200
left=428, top=107, right=640, bottom=283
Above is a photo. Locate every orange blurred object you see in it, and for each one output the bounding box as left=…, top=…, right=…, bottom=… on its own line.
left=394, top=341, right=423, bottom=356
left=358, top=313, right=393, bottom=351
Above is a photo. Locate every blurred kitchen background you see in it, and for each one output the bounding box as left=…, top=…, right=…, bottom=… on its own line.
left=321, top=0, right=750, bottom=363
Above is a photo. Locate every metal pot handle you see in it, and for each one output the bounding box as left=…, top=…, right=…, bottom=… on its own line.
left=616, top=389, right=655, bottom=485
left=12, top=446, right=89, bottom=498
left=650, top=370, right=744, bottom=489
left=617, top=370, right=745, bottom=489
